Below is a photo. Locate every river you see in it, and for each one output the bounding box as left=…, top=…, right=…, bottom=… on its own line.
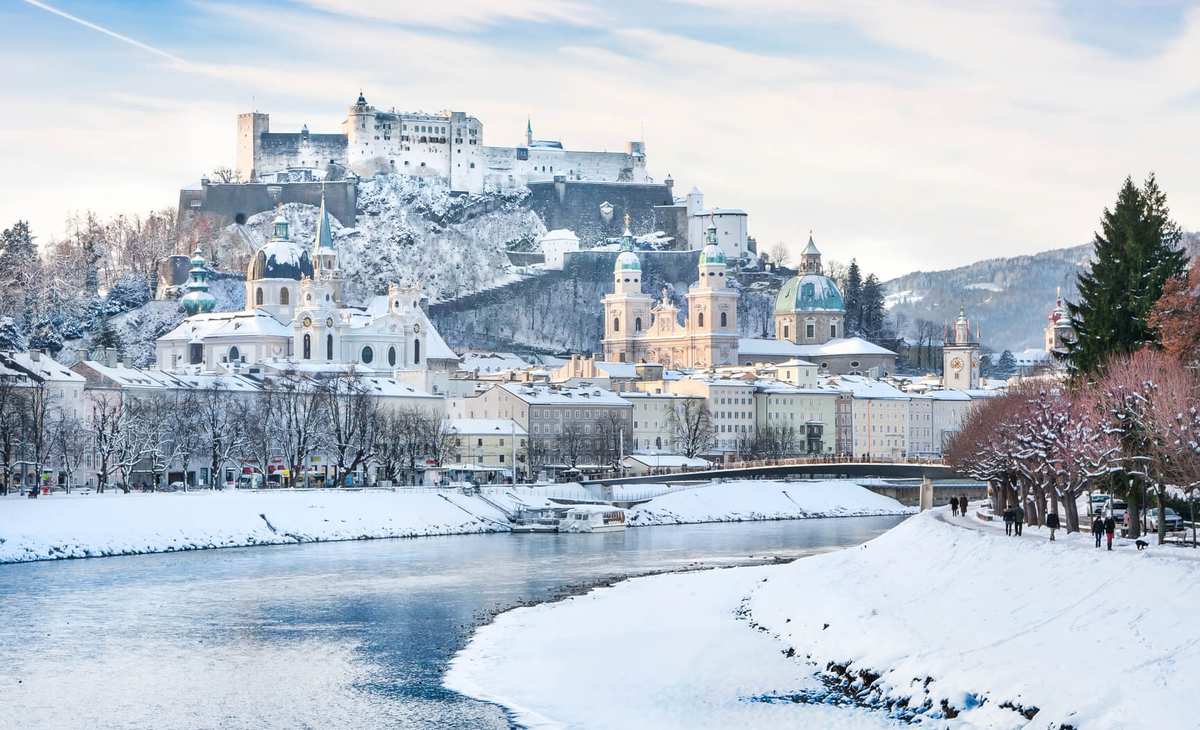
left=0, top=516, right=906, bottom=729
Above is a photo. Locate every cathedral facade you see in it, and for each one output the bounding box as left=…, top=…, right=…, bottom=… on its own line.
left=157, top=195, right=453, bottom=375
left=601, top=224, right=738, bottom=369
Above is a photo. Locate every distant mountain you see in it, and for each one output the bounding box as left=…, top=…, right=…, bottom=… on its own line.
left=884, top=233, right=1199, bottom=353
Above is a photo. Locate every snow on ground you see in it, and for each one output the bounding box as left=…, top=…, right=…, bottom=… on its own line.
left=447, top=506, right=1200, bottom=729
left=626, top=480, right=913, bottom=526
left=747, top=509, right=1200, bottom=728
left=444, top=565, right=900, bottom=730
left=0, top=489, right=509, bottom=563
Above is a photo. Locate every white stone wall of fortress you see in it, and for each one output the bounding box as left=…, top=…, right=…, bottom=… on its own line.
left=254, top=136, right=349, bottom=178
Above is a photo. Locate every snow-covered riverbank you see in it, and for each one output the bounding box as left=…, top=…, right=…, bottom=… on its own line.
left=0, top=480, right=909, bottom=564
left=626, top=479, right=913, bottom=526
left=447, top=508, right=1200, bottom=729
left=0, top=489, right=510, bottom=563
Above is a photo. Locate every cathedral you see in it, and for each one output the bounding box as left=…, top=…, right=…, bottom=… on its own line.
left=601, top=220, right=738, bottom=368
left=772, top=235, right=845, bottom=344
left=157, top=194, right=454, bottom=375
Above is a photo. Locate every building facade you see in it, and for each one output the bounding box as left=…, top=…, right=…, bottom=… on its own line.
left=601, top=224, right=739, bottom=369
left=942, top=307, right=982, bottom=390
left=238, top=94, right=648, bottom=193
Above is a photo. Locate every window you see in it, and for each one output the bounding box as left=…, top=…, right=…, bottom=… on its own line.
left=302, top=334, right=311, bottom=360
left=783, top=325, right=789, bottom=339
left=830, top=323, right=837, bottom=338
left=613, top=317, right=620, bottom=333
left=255, top=288, right=264, bottom=306
left=361, top=346, right=374, bottom=364
left=280, top=288, right=289, bottom=305
left=228, top=346, right=240, bottom=362
left=635, top=317, right=642, bottom=332
left=326, top=334, right=334, bottom=360
left=720, top=312, right=727, bottom=327
left=413, top=338, right=421, bottom=364
left=806, top=323, right=816, bottom=339
left=698, top=312, right=704, bottom=327
left=388, top=346, right=397, bottom=367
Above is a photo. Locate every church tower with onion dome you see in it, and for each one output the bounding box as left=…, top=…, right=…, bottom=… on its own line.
left=601, top=214, right=653, bottom=363
left=179, top=248, right=217, bottom=316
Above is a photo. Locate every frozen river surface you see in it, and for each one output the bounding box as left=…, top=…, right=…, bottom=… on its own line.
left=0, top=516, right=905, bottom=729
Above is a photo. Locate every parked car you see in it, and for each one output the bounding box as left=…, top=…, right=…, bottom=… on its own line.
left=1103, top=499, right=1128, bottom=521
left=1089, top=493, right=1109, bottom=511
left=1146, top=507, right=1184, bottom=532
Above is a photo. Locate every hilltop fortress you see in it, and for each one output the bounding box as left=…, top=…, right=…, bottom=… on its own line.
left=237, top=92, right=649, bottom=193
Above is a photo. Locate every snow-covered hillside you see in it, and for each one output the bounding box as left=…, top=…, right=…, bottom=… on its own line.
left=216, top=176, right=544, bottom=304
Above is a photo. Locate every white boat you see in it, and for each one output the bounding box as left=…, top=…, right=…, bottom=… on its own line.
left=557, top=505, right=627, bottom=533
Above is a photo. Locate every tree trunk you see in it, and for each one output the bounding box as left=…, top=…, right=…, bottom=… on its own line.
left=1157, top=493, right=1167, bottom=546
left=1064, top=493, right=1080, bottom=533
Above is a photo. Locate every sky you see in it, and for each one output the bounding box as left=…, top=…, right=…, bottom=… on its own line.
left=1, top=0, right=1199, bottom=279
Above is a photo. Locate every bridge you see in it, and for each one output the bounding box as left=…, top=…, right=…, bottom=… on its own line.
left=585, top=459, right=961, bottom=487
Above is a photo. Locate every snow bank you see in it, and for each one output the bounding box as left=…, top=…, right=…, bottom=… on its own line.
left=444, top=566, right=898, bottom=730
left=0, top=489, right=509, bottom=564
left=627, top=480, right=912, bottom=526
left=748, top=510, right=1200, bottom=728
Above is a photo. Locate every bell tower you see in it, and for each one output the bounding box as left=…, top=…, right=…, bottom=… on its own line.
left=601, top=215, right=653, bottom=363
left=942, top=306, right=981, bottom=390
left=686, top=225, right=739, bottom=367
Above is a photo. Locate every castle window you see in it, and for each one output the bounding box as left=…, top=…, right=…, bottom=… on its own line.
left=229, top=346, right=240, bottom=362
left=806, top=323, right=815, bottom=339
left=613, top=317, right=620, bottom=333
left=361, top=346, right=374, bottom=364
left=413, top=339, right=421, bottom=364
left=783, top=325, right=789, bottom=339
left=280, top=288, right=289, bottom=305
left=698, top=312, right=704, bottom=327
left=635, top=317, right=642, bottom=332
left=388, top=346, right=397, bottom=367
left=830, top=323, right=837, bottom=338
left=720, top=312, right=727, bottom=327
left=303, top=334, right=311, bottom=360
left=326, top=334, right=333, bottom=360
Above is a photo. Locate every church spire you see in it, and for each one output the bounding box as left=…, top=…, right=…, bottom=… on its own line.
left=526, top=116, right=533, bottom=147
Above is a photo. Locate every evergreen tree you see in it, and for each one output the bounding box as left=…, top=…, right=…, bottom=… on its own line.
left=0, top=221, right=39, bottom=322
left=859, top=274, right=886, bottom=340
left=1066, top=175, right=1187, bottom=375
left=996, top=350, right=1017, bottom=378
left=93, top=316, right=123, bottom=354
left=0, top=317, right=27, bottom=351
left=842, top=259, right=863, bottom=335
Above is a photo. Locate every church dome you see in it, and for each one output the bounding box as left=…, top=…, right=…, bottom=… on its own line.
left=774, top=274, right=845, bottom=314
left=616, top=250, right=641, bottom=271
left=247, top=240, right=314, bottom=281
left=699, top=244, right=726, bottom=266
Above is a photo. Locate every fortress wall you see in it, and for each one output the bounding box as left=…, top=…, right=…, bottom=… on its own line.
left=525, top=180, right=674, bottom=246
left=255, top=133, right=348, bottom=177
left=177, top=180, right=358, bottom=231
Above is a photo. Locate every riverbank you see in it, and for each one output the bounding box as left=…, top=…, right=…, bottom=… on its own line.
left=447, top=507, right=1200, bottom=728
left=0, top=480, right=909, bottom=564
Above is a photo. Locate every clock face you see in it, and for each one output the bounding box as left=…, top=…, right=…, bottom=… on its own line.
left=302, top=316, right=312, bottom=328
left=950, top=357, right=964, bottom=370
left=325, top=317, right=334, bottom=328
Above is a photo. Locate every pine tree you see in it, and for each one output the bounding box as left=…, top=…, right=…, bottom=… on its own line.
left=859, top=274, right=886, bottom=341
left=842, top=259, right=863, bottom=336
left=1066, top=175, right=1187, bottom=375
left=997, top=350, right=1017, bottom=378
left=93, top=316, right=123, bottom=354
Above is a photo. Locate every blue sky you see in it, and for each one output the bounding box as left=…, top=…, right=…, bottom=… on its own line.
left=2, top=0, right=1199, bottom=278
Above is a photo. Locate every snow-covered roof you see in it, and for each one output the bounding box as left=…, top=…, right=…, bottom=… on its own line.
left=499, top=383, right=630, bottom=406
left=75, top=361, right=180, bottom=389
left=709, top=207, right=747, bottom=216
left=460, top=351, right=532, bottom=373
left=3, top=352, right=86, bottom=383
left=160, top=310, right=292, bottom=342
left=833, top=375, right=909, bottom=400
left=738, top=337, right=897, bottom=359
left=774, top=358, right=817, bottom=367
left=446, top=418, right=528, bottom=436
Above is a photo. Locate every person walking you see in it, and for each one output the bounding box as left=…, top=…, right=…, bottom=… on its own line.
left=1092, top=515, right=1104, bottom=548
left=950, top=496, right=959, bottom=517
left=1003, top=505, right=1014, bottom=536
left=1014, top=504, right=1025, bottom=536
left=960, top=494, right=969, bottom=516
left=1046, top=511, right=1060, bottom=541
left=1104, top=514, right=1116, bottom=550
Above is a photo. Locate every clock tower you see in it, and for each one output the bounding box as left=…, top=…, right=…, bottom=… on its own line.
left=942, top=306, right=981, bottom=390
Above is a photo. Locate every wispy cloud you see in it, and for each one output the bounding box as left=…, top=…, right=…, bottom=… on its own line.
left=295, top=0, right=606, bottom=31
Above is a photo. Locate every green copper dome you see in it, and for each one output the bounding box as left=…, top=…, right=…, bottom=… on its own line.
left=699, top=244, right=726, bottom=266
left=774, top=274, right=845, bottom=314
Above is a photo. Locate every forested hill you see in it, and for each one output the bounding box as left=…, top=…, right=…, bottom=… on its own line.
left=884, top=233, right=1200, bottom=352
